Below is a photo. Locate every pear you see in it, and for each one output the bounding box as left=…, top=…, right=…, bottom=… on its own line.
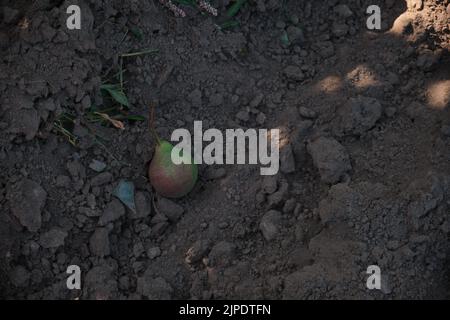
left=148, top=140, right=198, bottom=198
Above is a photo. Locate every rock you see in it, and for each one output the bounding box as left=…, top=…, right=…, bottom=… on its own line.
left=89, top=228, right=110, bottom=257
left=260, top=210, right=282, bottom=241
left=280, top=144, right=296, bottom=174
left=268, top=180, right=289, bottom=208
left=250, top=93, right=264, bottom=108
left=416, top=49, right=441, bottom=71
left=288, top=246, right=314, bottom=268
left=39, top=228, right=68, bottom=249
left=132, top=191, right=152, bottom=219
left=441, top=125, right=450, bottom=137
left=337, top=96, right=383, bottom=135
left=188, top=89, right=202, bottom=107
left=236, top=110, right=250, bottom=122
left=9, top=179, right=47, bottom=232
left=209, top=93, right=224, bottom=107
left=7, top=108, right=40, bottom=140
left=283, top=198, right=296, bottom=214
left=261, top=176, right=278, bottom=194
left=55, top=175, right=71, bottom=188
left=185, top=240, right=211, bottom=264
left=307, top=137, right=351, bottom=184
left=284, top=66, right=304, bottom=82
left=208, top=241, right=236, bottom=267
left=256, top=112, right=266, bottom=125
left=10, top=266, right=30, bottom=287
left=334, top=4, right=353, bottom=18
left=137, top=272, right=173, bottom=299
left=299, top=107, right=317, bottom=119
left=147, top=247, right=162, bottom=260
left=84, top=262, right=118, bottom=300
left=133, top=242, right=145, bottom=258
left=98, top=199, right=125, bottom=226
left=385, top=107, right=397, bottom=118
left=318, top=183, right=362, bottom=224
left=3, top=7, right=19, bottom=24
left=332, top=22, right=349, bottom=37
left=89, top=160, right=107, bottom=172
left=286, top=26, right=305, bottom=44
left=313, top=41, right=335, bottom=58
left=90, top=172, right=113, bottom=187
left=157, top=198, right=184, bottom=222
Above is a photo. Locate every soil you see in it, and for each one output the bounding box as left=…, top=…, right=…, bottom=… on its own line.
left=0, top=0, right=450, bottom=299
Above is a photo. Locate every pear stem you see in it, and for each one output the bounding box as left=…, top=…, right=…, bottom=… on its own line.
left=149, top=104, right=161, bottom=146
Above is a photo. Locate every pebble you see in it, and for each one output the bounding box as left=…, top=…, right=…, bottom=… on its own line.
left=307, top=137, right=352, bottom=184
left=89, top=159, right=107, bottom=172
left=157, top=198, right=184, bottom=223
left=39, top=228, right=68, bottom=249
left=98, top=199, right=125, bottom=226
left=90, top=172, right=113, bottom=187
left=299, top=107, right=317, bottom=119
left=147, top=247, right=162, bottom=260
left=260, top=210, right=282, bottom=241
left=9, top=179, right=47, bottom=232
left=89, top=228, right=110, bottom=257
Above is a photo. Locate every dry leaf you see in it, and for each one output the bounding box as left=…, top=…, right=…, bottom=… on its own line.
left=95, top=112, right=125, bottom=130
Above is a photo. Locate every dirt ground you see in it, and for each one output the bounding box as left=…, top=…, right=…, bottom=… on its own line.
left=0, top=0, right=449, bottom=299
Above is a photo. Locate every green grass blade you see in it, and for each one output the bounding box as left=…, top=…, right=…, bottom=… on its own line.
left=226, top=0, right=246, bottom=18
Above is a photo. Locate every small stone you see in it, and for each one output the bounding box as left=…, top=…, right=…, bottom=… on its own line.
left=280, top=144, right=296, bottom=173
left=236, top=110, right=250, bottom=122
left=256, top=112, right=266, bottom=125
left=9, top=179, right=47, bottom=232
left=307, top=137, right=351, bottom=184
left=260, top=210, right=282, bottom=241
left=385, top=107, right=397, bottom=118
left=337, top=96, right=383, bottom=136
left=208, top=241, right=236, bottom=267
left=137, top=273, right=173, bottom=299
left=262, top=176, right=277, bottom=194
left=188, top=89, right=202, bottom=107
left=284, top=65, right=304, bottom=82
left=147, top=247, right=161, bottom=260
left=334, top=4, right=353, bottom=18
left=283, top=198, right=296, bottom=213
left=250, top=93, right=264, bottom=108
left=89, top=228, right=110, bottom=257
left=132, top=191, right=152, bottom=219
left=133, top=242, right=145, bottom=258
left=10, top=266, right=30, bottom=287
left=286, top=26, right=305, bottom=44
left=98, top=199, right=125, bottom=226
left=299, top=107, right=317, bottom=119
left=55, top=175, right=71, bottom=188
left=157, top=198, right=184, bottom=222
left=39, top=228, right=68, bottom=249
left=441, top=125, right=450, bottom=137
left=3, top=7, right=19, bottom=24
left=89, top=160, right=107, bottom=172
left=209, top=93, right=224, bottom=107
left=90, top=172, right=113, bottom=187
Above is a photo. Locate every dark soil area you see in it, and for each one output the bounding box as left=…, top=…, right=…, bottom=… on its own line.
left=0, top=0, right=449, bottom=299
